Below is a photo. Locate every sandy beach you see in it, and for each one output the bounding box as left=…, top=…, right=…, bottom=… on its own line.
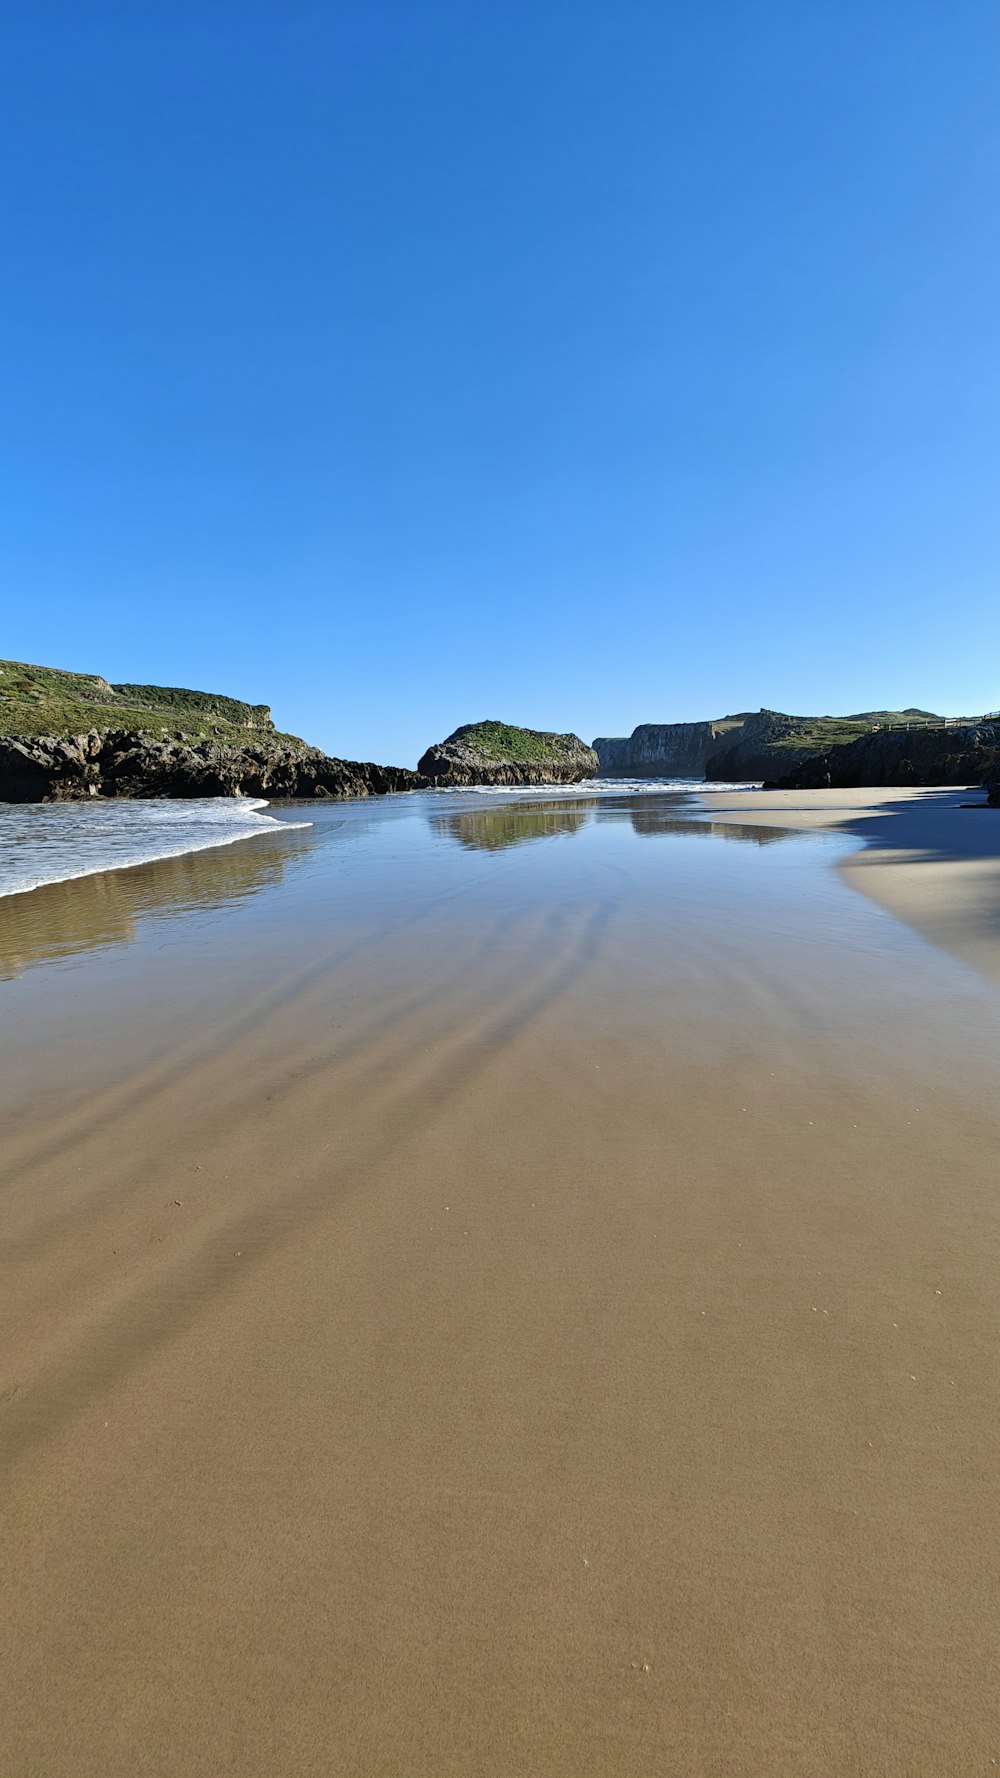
left=2, top=786, right=1000, bottom=1775
left=701, top=785, right=1000, bottom=986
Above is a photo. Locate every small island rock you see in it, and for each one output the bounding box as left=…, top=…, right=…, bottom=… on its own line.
left=418, top=721, right=598, bottom=788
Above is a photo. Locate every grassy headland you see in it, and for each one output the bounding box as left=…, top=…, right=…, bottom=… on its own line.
left=0, top=658, right=308, bottom=750
left=759, top=709, right=946, bottom=756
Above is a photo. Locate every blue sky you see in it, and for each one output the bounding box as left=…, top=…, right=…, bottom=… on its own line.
left=3, top=2, right=998, bottom=765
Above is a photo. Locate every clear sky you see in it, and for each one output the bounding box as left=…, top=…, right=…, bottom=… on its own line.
left=3, top=2, right=998, bottom=766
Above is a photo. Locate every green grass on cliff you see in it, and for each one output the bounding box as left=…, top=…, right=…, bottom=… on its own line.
left=460, top=721, right=570, bottom=762
left=0, top=658, right=309, bottom=748
left=763, top=711, right=946, bottom=753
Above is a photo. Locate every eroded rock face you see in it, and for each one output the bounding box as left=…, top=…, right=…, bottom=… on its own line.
left=704, top=711, right=825, bottom=782
left=0, top=730, right=425, bottom=803
left=418, top=721, right=598, bottom=788
left=594, top=711, right=815, bottom=780
left=593, top=721, right=748, bottom=777
left=765, top=726, right=1000, bottom=790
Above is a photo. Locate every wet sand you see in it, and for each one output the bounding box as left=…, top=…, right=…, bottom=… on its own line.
left=700, top=784, right=1000, bottom=985
left=2, top=791, right=1000, bottom=1775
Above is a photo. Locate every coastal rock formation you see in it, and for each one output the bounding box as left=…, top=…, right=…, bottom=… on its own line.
left=703, top=709, right=964, bottom=783
left=989, top=781, right=1000, bottom=806
left=703, top=710, right=832, bottom=781
left=0, top=658, right=424, bottom=803
left=418, top=721, right=598, bottom=787
left=0, top=731, right=424, bottom=803
left=593, top=706, right=962, bottom=784
left=0, top=657, right=285, bottom=744
left=593, top=719, right=751, bottom=777
left=765, top=724, right=1000, bottom=790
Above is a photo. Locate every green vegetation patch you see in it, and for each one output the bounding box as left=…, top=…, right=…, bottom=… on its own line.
left=113, top=684, right=273, bottom=731
left=461, top=721, right=567, bottom=762
left=766, top=712, right=945, bottom=753
left=0, top=658, right=308, bottom=749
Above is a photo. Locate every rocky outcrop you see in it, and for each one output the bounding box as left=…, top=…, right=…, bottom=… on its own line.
left=591, top=737, right=628, bottom=773
left=418, top=721, right=598, bottom=788
left=989, top=780, right=1000, bottom=806
left=0, top=657, right=292, bottom=744
left=596, top=707, right=971, bottom=784
left=0, top=656, right=425, bottom=803
left=594, top=709, right=843, bottom=780
left=765, top=725, right=1000, bottom=790
left=593, top=720, right=750, bottom=777
left=0, top=730, right=425, bottom=803
left=704, top=711, right=830, bottom=781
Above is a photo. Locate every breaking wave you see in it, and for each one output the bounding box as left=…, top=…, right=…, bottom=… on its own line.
left=0, top=798, right=311, bottom=898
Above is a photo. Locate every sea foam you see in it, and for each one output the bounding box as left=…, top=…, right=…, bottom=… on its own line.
left=0, top=798, right=312, bottom=899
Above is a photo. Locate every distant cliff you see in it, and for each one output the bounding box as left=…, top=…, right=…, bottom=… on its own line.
left=593, top=719, right=749, bottom=777
left=593, top=710, right=922, bottom=780
left=766, top=723, right=1000, bottom=790
left=0, top=659, right=423, bottom=802
left=418, top=721, right=598, bottom=787
left=703, top=710, right=831, bottom=781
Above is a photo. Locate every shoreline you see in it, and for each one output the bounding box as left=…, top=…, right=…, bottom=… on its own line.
left=0, top=780, right=725, bottom=903
left=0, top=797, right=314, bottom=901
left=698, top=785, right=1000, bottom=986
left=5, top=785, right=999, bottom=990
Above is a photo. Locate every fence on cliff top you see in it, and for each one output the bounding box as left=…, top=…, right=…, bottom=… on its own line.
left=868, top=715, right=998, bottom=733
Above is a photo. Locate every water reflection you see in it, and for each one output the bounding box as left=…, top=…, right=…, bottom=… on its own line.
left=433, top=801, right=597, bottom=851
left=627, top=806, right=792, bottom=845
left=433, top=795, right=794, bottom=852
left=1, top=794, right=796, bottom=978
left=0, top=828, right=312, bottom=979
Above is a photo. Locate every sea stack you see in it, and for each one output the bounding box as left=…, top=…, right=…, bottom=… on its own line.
left=418, top=721, right=598, bottom=788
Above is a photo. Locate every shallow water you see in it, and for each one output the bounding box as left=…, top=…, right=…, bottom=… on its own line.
left=0, top=777, right=758, bottom=899
left=0, top=795, right=311, bottom=898
left=4, top=782, right=997, bottom=1143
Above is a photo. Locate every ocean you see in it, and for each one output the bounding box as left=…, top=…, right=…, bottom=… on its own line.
left=0, top=780, right=755, bottom=899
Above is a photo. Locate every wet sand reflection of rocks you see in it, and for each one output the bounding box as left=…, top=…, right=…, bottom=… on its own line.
left=433, top=794, right=795, bottom=852
left=0, top=826, right=312, bottom=978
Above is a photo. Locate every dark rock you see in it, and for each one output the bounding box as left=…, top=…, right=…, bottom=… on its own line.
left=595, top=707, right=977, bottom=785
left=593, top=718, right=756, bottom=778
left=595, top=709, right=855, bottom=782
left=0, top=730, right=425, bottom=803
left=418, top=721, right=598, bottom=788
left=769, top=725, right=1000, bottom=790
left=704, top=711, right=829, bottom=782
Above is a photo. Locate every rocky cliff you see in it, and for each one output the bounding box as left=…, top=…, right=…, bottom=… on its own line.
left=703, top=709, right=963, bottom=782
left=418, top=721, right=598, bottom=788
left=766, top=724, right=1000, bottom=790
left=593, top=720, right=748, bottom=777
left=703, top=710, right=834, bottom=781
left=0, top=730, right=424, bottom=803
left=594, top=706, right=958, bottom=783
left=0, top=657, right=287, bottom=744
left=0, top=659, right=423, bottom=802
